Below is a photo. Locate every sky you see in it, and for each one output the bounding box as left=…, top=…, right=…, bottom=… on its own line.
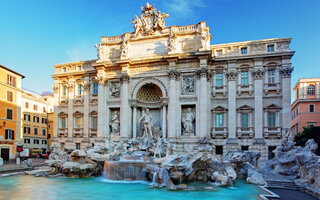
left=0, top=0, right=320, bottom=99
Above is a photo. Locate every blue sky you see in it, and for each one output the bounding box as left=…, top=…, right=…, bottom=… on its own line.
left=0, top=0, right=319, bottom=99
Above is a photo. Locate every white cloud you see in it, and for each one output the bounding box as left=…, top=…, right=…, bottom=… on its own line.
left=165, top=0, right=205, bottom=18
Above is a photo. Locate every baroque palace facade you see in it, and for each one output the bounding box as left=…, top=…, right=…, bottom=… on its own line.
left=52, top=3, right=294, bottom=162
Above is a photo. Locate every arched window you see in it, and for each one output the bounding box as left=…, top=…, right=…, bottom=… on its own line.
left=307, top=85, right=315, bottom=95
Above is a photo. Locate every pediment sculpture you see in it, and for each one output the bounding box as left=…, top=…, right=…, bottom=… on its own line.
left=131, top=3, right=169, bottom=37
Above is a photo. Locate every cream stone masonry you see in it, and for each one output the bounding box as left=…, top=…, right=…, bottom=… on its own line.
left=51, top=3, right=294, bottom=163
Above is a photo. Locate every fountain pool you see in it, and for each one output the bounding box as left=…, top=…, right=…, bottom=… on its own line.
left=0, top=176, right=262, bottom=200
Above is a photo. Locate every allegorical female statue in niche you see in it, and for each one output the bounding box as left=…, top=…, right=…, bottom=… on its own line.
left=139, top=109, right=153, bottom=138
left=110, top=111, right=120, bottom=135
left=182, top=108, right=195, bottom=135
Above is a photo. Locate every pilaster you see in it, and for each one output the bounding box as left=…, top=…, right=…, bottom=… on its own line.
left=96, top=71, right=107, bottom=138
left=120, top=73, right=130, bottom=138
left=196, top=67, right=209, bottom=138
left=226, top=63, right=237, bottom=139
left=67, top=82, right=74, bottom=139
left=83, top=77, right=90, bottom=138
left=167, top=68, right=179, bottom=138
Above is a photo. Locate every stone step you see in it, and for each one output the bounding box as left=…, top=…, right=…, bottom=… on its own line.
left=266, top=180, right=301, bottom=190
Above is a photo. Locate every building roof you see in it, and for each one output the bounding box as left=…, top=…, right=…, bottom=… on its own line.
left=293, top=78, right=320, bottom=90
left=0, top=64, right=25, bottom=78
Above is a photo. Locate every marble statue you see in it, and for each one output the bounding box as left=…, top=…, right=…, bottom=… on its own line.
left=131, top=15, right=143, bottom=37
left=110, top=82, right=120, bottom=98
left=120, top=40, right=128, bottom=59
left=139, top=109, right=153, bottom=138
left=155, top=11, right=169, bottom=31
left=182, top=76, right=195, bottom=94
left=94, top=71, right=106, bottom=85
left=110, top=111, right=120, bottom=135
left=154, top=138, right=162, bottom=158
left=200, top=28, right=209, bottom=49
left=94, top=43, right=103, bottom=61
left=182, top=108, right=195, bottom=135
left=167, top=32, right=176, bottom=52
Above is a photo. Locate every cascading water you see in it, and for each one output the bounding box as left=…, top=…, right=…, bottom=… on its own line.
left=104, top=160, right=148, bottom=181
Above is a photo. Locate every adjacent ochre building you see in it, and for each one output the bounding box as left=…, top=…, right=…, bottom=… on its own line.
left=291, top=78, right=320, bottom=135
left=0, top=65, right=24, bottom=161
left=52, top=4, right=294, bottom=163
left=21, top=91, right=53, bottom=154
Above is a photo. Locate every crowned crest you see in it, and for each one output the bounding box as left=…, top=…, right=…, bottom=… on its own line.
left=131, top=3, right=169, bottom=37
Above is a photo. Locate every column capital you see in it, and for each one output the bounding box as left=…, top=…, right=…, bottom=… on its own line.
left=226, top=71, right=238, bottom=81
left=196, top=68, right=209, bottom=79
left=93, top=72, right=107, bottom=85
left=168, top=69, right=180, bottom=80
left=279, top=67, right=294, bottom=78
left=120, top=73, right=130, bottom=84
left=252, top=69, right=265, bottom=80
left=52, top=84, right=59, bottom=93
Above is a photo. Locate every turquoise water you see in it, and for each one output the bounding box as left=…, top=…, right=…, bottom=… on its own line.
left=0, top=176, right=261, bottom=200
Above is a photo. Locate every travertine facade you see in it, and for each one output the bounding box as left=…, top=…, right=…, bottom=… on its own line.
left=52, top=3, right=294, bottom=163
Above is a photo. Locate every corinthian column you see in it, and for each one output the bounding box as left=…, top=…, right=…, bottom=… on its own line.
left=120, top=73, right=130, bottom=138
left=168, top=69, right=179, bottom=139
left=196, top=68, right=209, bottom=138
left=95, top=71, right=107, bottom=138
left=279, top=63, right=294, bottom=132
left=67, top=82, right=74, bottom=139
left=252, top=66, right=265, bottom=139
left=226, top=70, right=237, bottom=139
left=83, top=77, right=90, bottom=139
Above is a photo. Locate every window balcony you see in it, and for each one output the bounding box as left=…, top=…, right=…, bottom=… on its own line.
left=89, top=128, right=98, bottom=138
left=74, top=97, right=84, bottom=105
left=263, top=127, right=282, bottom=139
left=237, top=127, right=253, bottom=139
left=58, top=97, right=68, bottom=105
left=237, top=84, right=253, bottom=96
left=73, top=128, right=84, bottom=137
left=212, top=85, right=227, bottom=97
left=264, top=82, right=280, bottom=95
left=211, top=127, right=227, bottom=139
left=58, top=128, right=68, bottom=137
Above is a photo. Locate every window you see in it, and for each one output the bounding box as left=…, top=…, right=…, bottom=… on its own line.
left=23, top=126, right=31, bottom=134
left=6, top=109, right=13, bottom=120
left=215, top=145, right=223, bottom=155
left=76, top=143, right=80, bottom=150
left=241, top=146, right=249, bottom=151
left=34, top=127, right=38, bottom=135
left=34, top=104, right=38, bottom=111
left=42, top=118, right=47, bottom=124
left=308, top=122, right=316, bottom=127
left=74, top=116, right=83, bottom=128
left=42, top=140, right=47, bottom=145
left=59, top=117, right=67, bottom=128
left=241, top=72, right=249, bottom=85
left=48, top=124, right=51, bottom=128
left=91, top=116, right=98, bottom=129
left=24, top=139, right=31, bottom=144
left=77, top=84, right=83, bottom=96
left=62, top=86, right=67, bottom=97
left=7, top=74, right=16, bottom=87
left=78, top=66, right=82, bottom=71
left=240, top=47, right=247, bottom=55
left=93, top=83, right=98, bottom=95
left=309, top=104, right=315, bottom=112
left=7, top=91, right=13, bottom=102
left=240, top=113, right=249, bottom=127
left=215, top=73, right=223, bottom=87
left=24, top=114, right=31, bottom=121
left=43, top=107, right=46, bottom=112
left=307, top=85, right=315, bottom=95
left=216, top=50, right=222, bottom=56
left=215, top=113, right=224, bottom=127
left=33, top=116, right=39, bottom=123
left=42, top=129, right=46, bottom=136
left=34, top=139, right=39, bottom=144
left=268, top=70, right=275, bottom=84
left=267, top=44, right=275, bottom=52
left=25, top=102, right=29, bottom=108
left=63, top=68, right=66, bottom=72
left=5, top=129, right=14, bottom=140
left=268, top=112, right=276, bottom=127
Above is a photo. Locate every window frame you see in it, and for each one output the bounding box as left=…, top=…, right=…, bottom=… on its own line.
left=307, top=85, right=315, bottom=96
left=240, top=71, right=249, bottom=85
left=6, top=109, right=13, bottom=120
left=309, top=104, right=315, bottom=113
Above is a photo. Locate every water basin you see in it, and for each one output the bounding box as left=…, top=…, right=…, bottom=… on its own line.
left=0, top=176, right=261, bottom=200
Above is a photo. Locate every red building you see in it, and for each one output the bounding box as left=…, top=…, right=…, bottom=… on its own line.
left=291, top=78, right=320, bottom=135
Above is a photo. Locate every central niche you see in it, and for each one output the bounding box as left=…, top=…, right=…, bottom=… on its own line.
left=136, top=83, right=162, bottom=103
left=135, top=83, right=163, bottom=138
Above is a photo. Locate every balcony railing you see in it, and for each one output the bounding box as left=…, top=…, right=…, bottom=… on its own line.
left=211, top=127, right=227, bottom=139
left=73, top=128, right=84, bottom=137
left=58, top=128, right=68, bottom=137
left=212, top=85, right=227, bottom=97
left=264, top=82, right=280, bottom=95
left=237, top=127, right=253, bottom=138
left=263, top=127, right=282, bottom=139
left=237, top=84, right=253, bottom=96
